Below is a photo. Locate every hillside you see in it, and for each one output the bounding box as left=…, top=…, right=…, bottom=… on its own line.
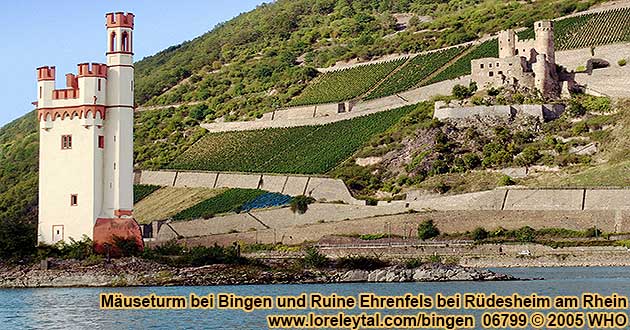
left=0, top=0, right=622, bottom=230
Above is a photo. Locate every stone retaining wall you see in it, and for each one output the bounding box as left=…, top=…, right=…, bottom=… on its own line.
left=171, top=209, right=630, bottom=247
left=433, top=103, right=565, bottom=121
left=137, top=170, right=362, bottom=205
left=407, top=188, right=630, bottom=211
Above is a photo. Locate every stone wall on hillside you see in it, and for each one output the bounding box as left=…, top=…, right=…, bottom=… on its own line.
left=137, top=170, right=363, bottom=205
left=433, top=102, right=565, bottom=120
left=169, top=209, right=630, bottom=247
left=407, top=188, right=630, bottom=212
left=200, top=76, right=470, bottom=133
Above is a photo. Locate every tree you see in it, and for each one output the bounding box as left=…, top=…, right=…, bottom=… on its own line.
left=418, top=219, right=440, bottom=240
left=0, top=220, right=36, bottom=261
left=452, top=84, right=470, bottom=99
left=290, top=195, right=316, bottom=214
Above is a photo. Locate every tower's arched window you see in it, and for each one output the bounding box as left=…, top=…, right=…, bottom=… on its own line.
left=110, top=32, right=117, bottom=52
left=122, top=32, right=129, bottom=52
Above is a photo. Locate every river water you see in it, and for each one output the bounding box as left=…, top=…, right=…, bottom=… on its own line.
left=1, top=267, right=630, bottom=329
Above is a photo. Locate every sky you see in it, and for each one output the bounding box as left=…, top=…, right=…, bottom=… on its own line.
left=0, top=0, right=267, bottom=127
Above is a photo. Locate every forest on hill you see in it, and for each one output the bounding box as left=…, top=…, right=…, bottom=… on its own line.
left=0, top=0, right=611, bottom=242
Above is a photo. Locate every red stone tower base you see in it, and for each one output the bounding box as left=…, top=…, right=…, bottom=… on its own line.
left=93, top=218, right=144, bottom=257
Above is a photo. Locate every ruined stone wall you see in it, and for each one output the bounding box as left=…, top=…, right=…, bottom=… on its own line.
left=471, top=57, right=534, bottom=89
left=433, top=103, right=563, bottom=120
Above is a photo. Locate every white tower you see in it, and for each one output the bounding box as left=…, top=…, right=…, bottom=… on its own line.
left=36, top=12, right=141, bottom=251
left=103, top=12, right=135, bottom=219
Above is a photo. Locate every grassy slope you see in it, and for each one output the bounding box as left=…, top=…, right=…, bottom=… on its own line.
left=133, top=187, right=226, bottom=224
left=523, top=102, right=630, bottom=187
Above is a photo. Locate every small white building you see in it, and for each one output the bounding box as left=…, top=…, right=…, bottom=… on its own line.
left=36, top=12, right=141, bottom=250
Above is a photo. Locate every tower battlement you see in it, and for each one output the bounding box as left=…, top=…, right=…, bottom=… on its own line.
left=535, top=20, right=553, bottom=32
left=37, top=66, right=56, bottom=81
left=106, top=12, right=134, bottom=28
left=78, top=63, right=108, bottom=78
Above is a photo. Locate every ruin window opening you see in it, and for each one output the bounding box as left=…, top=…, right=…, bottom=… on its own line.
left=489, top=72, right=494, bottom=77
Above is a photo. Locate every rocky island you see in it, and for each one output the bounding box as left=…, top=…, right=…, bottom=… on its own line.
left=0, top=258, right=514, bottom=288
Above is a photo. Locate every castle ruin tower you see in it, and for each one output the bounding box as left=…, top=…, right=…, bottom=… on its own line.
left=533, top=20, right=558, bottom=97
left=534, top=20, right=555, bottom=64
left=103, top=12, right=135, bottom=220
left=498, top=29, right=516, bottom=58
left=36, top=12, right=141, bottom=252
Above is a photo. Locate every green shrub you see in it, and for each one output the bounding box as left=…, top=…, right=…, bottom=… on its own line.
left=427, top=254, right=442, bottom=263
left=364, top=197, right=379, bottom=206
left=290, top=195, right=316, bottom=214
left=113, top=236, right=142, bottom=257
left=418, top=219, right=440, bottom=240
left=572, top=121, right=588, bottom=135
left=462, top=153, right=481, bottom=170
left=404, top=257, right=425, bottom=269
left=619, top=58, right=627, bottom=66
left=302, top=247, right=329, bottom=268
left=56, top=235, right=94, bottom=260
left=515, top=226, right=536, bottom=242
left=581, top=95, right=611, bottom=113
left=584, top=227, right=602, bottom=238
left=575, top=65, right=587, bottom=73
left=498, top=175, right=515, bottom=186
left=514, top=147, right=540, bottom=166
left=359, top=233, right=387, bottom=240
left=472, top=227, right=489, bottom=241
left=179, top=245, right=245, bottom=267
left=433, top=181, right=450, bottom=194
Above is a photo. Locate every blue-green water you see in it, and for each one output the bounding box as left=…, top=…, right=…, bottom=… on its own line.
left=1, top=267, right=630, bottom=329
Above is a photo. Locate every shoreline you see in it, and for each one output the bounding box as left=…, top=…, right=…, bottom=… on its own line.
left=0, top=258, right=513, bottom=289
left=4, top=252, right=630, bottom=289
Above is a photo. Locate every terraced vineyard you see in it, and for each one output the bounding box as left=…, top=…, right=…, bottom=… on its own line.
left=365, top=46, right=467, bottom=100
left=517, top=8, right=630, bottom=50
left=172, top=188, right=267, bottom=220
left=424, top=39, right=499, bottom=85
left=169, top=105, right=414, bottom=174
left=289, top=58, right=406, bottom=106
left=554, top=7, right=630, bottom=50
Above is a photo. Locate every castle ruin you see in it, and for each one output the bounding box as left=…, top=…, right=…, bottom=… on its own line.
left=471, top=20, right=560, bottom=98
